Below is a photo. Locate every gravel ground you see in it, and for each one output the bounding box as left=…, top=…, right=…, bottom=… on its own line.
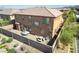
left=0, top=34, right=43, bottom=53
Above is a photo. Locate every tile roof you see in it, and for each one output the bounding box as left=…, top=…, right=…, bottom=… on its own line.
left=47, top=8, right=63, bottom=17
left=14, top=7, right=63, bottom=17
left=0, top=9, right=20, bottom=15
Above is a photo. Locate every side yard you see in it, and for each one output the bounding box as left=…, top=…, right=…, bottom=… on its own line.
left=55, top=8, right=79, bottom=53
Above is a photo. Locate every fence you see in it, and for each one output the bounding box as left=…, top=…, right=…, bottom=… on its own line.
left=0, top=28, right=52, bottom=53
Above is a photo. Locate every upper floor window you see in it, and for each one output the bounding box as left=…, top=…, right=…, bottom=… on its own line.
left=34, top=21, right=40, bottom=27
left=28, top=16, right=32, bottom=20
left=43, top=17, right=50, bottom=24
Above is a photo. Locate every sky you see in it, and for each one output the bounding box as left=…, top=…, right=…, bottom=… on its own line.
left=0, top=5, right=71, bottom=9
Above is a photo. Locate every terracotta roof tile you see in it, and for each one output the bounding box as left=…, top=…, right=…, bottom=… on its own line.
left=14, top=7, right=62, bottom=17
left=0, top=9, right=20, bottom=15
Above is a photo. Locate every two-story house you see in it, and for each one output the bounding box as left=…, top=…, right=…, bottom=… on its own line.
left=14, top=7, right=64, bottom=40
left=0, top=9, right=20, bottom=20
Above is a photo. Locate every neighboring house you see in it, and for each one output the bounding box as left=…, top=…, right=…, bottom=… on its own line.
left=14, top=7, right=64, bottom=39
left=76, top=14, right=79, bottom=22
left=59, top=8, right=70, bottom=12
left=0, top=9, right=20, bottom=20
left=51, top=8, right=70, bottom=12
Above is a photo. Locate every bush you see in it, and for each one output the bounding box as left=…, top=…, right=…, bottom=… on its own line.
left=0, top=44, right=6, bottom=49
left=6, top=37, right=13, bottom=43
left=1, top=38, right=7, bottom=44
left=6, top=48, right=16, bottom=53
left=1, top=37, right=13, bottom=44
left=67, top=7, right=76, bottom=24
left=0, top=19, right=10, bottom=26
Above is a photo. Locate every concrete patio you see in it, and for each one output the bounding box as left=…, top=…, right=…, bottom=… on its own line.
left=1, top=24, right=49, bottom=45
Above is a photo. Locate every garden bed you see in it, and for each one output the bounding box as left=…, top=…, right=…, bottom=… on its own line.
left=55, top=8, right=78, bottom=53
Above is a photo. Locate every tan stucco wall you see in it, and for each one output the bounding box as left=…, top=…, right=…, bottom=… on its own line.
left=52, top=15, right=64, bottom=38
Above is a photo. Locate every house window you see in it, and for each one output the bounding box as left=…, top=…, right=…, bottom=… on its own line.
left=34, top=21, right=39, bottom=27
left=28, top=16, right=31, bottom=20
left=43, top=18, right=50, bottom=24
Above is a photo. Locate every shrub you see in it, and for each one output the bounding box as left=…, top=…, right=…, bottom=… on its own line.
left=6, top=37, right=13, bottom=43
left=1, top=37, right=13, bottom=44
left=6, top=48, right=16, bottom=53
left=0, top=44, right=6, bottom=49
left=0, top=19, right=10, bottom=26
left=67, top=7, right=76, bottom=24
left=1, top=38, right=7, bottom=44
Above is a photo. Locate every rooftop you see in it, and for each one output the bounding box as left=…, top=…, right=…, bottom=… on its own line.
left=0, top=9, right=20, bottom=15
left=14, top=7, right=62, bottom=17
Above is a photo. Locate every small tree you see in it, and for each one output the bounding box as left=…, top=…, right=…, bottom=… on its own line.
left=67, top=7, right=76, bottom=23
